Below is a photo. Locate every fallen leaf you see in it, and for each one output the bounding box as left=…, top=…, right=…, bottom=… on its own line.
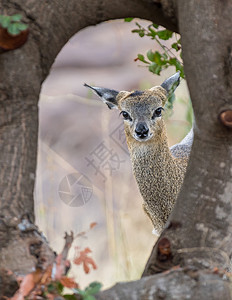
left=59, top=276, right=79, bottom=289
left=74, top=247, right=97, bottom=274
left=90, top=222, right=97, bottom=229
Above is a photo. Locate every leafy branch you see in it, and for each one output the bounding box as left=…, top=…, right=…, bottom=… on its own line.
left=0, top=14, right=28, bottom=35
left=125, top=19, right=184, bottom=79
left=64, top=281, right=103, bottom=300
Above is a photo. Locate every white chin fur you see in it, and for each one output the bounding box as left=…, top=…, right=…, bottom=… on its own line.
left=133, top=134, right=153, bottom=142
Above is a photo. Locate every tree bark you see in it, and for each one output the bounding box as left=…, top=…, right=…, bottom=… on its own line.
left=1, top=0, right=232, bottom=299
left=0, top=0, right=178, bottom=297
left=143, top=0, right=232, bottom=277
left=95, top=269, right=232, bottom=300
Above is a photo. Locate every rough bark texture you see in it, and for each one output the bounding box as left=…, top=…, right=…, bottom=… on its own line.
left=1, top=0, right=232, bottom=299
left=95, top=269, right=232, bottom=300
left=143, top=0, right=232, bottom=277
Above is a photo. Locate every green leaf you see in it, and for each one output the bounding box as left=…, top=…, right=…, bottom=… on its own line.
left=73, top=288, right=85, bottom=296
left=131, top=29, right=145, bottom=37
left=168, top=58, right=184, bottom=77
left=153, top=51, right=163, bottom=65
left=85, top=282, right=102, bottom=295
left=47, top=283, right=56, bottom=293
left=152, top=24, right=159, bottom=29
left=157, top=29, right=173, bottom=40
left=147, top=50, right=155, bottom=62
left=63, top=295, right=78, bottom=300
left=124, top=17, right=134, bottom=22
left=83, top=296, right=96, bottom=300
left=57, top=281, right=64, bottom=294
left=16, top=23, right=28, bottom=31
left=165, top=91, right=179, bottom=112
left=147, top=51, right=167, bottom=66
left=1, top=16, right=11, bottom=28
left=185, top=99, right=193, bottom=125
left=168, top=93, right=176, bottom=106
left=149, top=63, right=162, bottom=75
left=135, top=22, right=142, bottom=28
left=147, top=26, right=156, bottom=38
left=169, top=57, right=180, bottom=68
left=171, top=42, right=180, bottom=51
left=137, top=54, right=149, bottom=64
left=132, top=22, right=145, bottom=37
left=162, top=52, right=168, bottom=60
left=10, top=14, right=22, bottom=22
left=7, top=23, right=20, bottom=35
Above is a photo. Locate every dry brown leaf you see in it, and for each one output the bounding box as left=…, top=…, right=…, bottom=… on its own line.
left=59, top=276, right=79, bottom=289
left=90, top=222, right=97, bottom=229
left=74, top=247, right=97, bottom=274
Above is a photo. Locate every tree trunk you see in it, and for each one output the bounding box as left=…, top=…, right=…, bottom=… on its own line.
left=143, top=0, right=232, bottom=277
left=1, top=0, right=232, bottom=299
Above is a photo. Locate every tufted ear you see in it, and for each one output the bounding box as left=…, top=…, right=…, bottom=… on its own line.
left=160, top=71, right=180, bottom=94
left=84, top=83, right=119, bottom=109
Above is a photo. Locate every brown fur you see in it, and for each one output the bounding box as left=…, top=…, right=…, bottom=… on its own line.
left=117, top=87, right=190, bottom=233
left=85, top=76, right=192, bottom=234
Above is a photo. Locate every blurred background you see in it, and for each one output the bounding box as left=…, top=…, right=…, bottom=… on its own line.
left=35, top=19, right=192, bottom=290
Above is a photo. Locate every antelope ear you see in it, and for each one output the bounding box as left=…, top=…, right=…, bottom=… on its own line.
left=84, top=83, right=119, bottom=109
left=160, top=71, right=180, bottom=94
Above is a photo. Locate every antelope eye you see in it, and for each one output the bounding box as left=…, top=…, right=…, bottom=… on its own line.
left=120, top=111, right=132, bottom=121
left=152, top=107, right=163, bottom=119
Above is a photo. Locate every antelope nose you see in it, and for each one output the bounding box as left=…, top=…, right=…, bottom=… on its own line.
left=135, top=122, right=149, bottom=139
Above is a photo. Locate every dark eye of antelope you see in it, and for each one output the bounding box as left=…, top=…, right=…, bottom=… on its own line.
left=120, top=111, right=132, bottom=121
left=152, top=107, right=163, bottom=119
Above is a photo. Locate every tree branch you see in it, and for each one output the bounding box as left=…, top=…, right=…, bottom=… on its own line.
left=96, top=268, right=232, bottom=300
